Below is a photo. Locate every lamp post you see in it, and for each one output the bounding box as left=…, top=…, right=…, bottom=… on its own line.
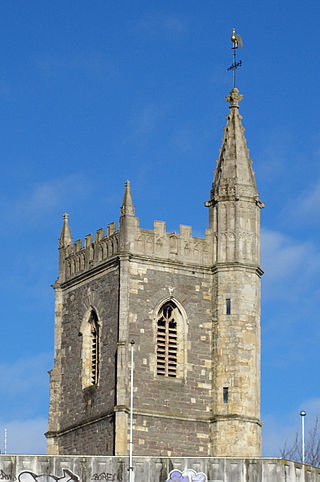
left=300, top=410, right=306, bottom=464
left=129, top=340, right=135, bottom=482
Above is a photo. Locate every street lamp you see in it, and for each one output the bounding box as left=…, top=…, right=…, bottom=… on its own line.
left=300, top=410, right=306, bottom=464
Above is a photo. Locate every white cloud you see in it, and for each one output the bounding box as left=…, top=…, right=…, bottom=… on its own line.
left=0, top=353, right=51, bottom=396
left=262, top=413, right=296, bottom=457
left=0, top=174, right=91, bottom=224
left=262, top=398, right=320, bottom=458
left=136, top=14, right=188, bottom=36
left=35, top=52, right=117, bottom=79
left=261, top=228, right=314, bottom=279
left=162, top=15, right=188, bottom=33
left=0, top=418, right=47, bottom=454
left=295, top=178, right=320, bottom=217
left=261, top=228, right=320, bottom=298
left=130, top=103, right=168, bottom=137
left=254, top=127, right=291, bottom=184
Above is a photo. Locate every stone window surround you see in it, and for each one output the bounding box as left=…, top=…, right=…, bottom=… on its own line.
left=80, top=305, right=101, bottom=389
left=152, top=296, right=188, bottom=380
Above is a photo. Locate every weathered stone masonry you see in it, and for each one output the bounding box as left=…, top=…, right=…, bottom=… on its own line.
left=47, top=87, right=264, bottom=458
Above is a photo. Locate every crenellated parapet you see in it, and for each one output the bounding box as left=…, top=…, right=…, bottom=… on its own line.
left=60, top=222, right=120, bottom=282
left=134, top=221, right=213, bottom=266
left=57, top=180, right=215, bottom=285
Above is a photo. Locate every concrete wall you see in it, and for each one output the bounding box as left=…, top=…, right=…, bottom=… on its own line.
left=0, top=455, right=319, bottom=482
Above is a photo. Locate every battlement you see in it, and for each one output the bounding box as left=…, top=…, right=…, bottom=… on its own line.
left=63, top=222, right=120, bottom=281
left=60, top=217, right=214, bottom=283
left=134, top=221, right=213, bottom=266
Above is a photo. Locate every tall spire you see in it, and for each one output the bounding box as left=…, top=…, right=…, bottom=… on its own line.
left=120, top=180, right=135, bottom=217
left=210, top=88, right=260, bottom=203
left=59, top=213, right=72, bottom=248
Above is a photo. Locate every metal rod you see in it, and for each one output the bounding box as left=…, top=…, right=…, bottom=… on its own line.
left=4, top=428, right=7, bottom=455
left=300, top=410, right=306, bottom=464
left=129, top=340, right=135, bottom=482
left=233, top=48, right=236, bottom=89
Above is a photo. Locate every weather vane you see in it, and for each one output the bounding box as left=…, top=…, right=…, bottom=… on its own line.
left=227, top=28, right=243, bottom=89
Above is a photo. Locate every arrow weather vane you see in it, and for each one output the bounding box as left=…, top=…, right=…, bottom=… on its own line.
left=227, top=28, right=243, bottom=89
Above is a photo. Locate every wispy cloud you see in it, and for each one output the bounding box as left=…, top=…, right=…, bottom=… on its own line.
left=136, top=14, right=189, bottom=36
left=0, top=353, right=51, bottom=397
left=35, top=52, right=118, bottom=79
left=293, top=177, right=320, bottom=220
left=0, top=174, right=91, bottom=225
left=261, top=228, right=320, bottom=298
left=262, top=228, right=315, bottom=279
left=171, top=127, right=197, bottom=153
left=130, top=103, right=168, bottom=138
left=0, top=418, right=47, bottom=454
left=263, top=398, right=320, bottom=457
left=254, top=127, right=291, bottom=185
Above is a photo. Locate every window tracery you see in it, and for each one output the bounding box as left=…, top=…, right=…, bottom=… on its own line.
left=156, top=302, right=178, bottom=377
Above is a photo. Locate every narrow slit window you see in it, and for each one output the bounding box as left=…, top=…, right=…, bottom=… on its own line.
left=226, top=299, right=231, bottom=315
left=223, top=387, right=229, bottom=403
left=157, top=302, right=178, bottom=377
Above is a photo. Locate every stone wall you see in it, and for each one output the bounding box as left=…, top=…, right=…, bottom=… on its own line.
left=47, top=265, right=120, bottom=455
left=127, top=259, right=213, bottom=456
left=211, top=265, right=261, bottom=456
left=0, top=455, right=319, bottom=482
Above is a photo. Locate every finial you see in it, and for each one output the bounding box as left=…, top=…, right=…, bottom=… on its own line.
left=59, top=212, right=72, bottom=248
left=121, top=180, right=135, bottom=217
left=226, top=88, right=243, bottom=108
left=227, top=28, right=243, bottom=89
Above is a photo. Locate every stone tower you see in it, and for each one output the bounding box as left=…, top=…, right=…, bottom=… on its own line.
left=46, top=88, right=263, bottom=457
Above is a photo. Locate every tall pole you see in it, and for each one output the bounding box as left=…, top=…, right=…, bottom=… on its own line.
left=300, top=410, right=306, bottom=464
left=232, top=47, right=236, bottom=89
left=4, top=428, right=7, bottom=454
left=129, top=340, right=135, bottom=482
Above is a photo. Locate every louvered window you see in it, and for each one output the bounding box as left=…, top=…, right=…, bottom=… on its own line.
left=157, top=302, right=178, bottom=377
left=89, top=310, right=99, bottom=385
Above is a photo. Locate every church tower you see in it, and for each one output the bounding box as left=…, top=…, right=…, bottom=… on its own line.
left=207, top=87, right=264, bottom=455
left=46, top=87, right=263, bottom=457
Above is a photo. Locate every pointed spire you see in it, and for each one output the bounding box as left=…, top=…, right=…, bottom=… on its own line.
left=120, top=180, right=135, bottom=217
left=59, top=213, right=72, bottom=248
left=210, top=88, right=259, bottom=202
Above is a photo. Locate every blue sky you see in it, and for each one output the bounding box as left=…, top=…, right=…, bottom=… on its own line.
left=0, top=0, right=319, bottom=455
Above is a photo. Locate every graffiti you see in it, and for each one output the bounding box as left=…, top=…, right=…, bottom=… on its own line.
left=18, top=470, right=80, bottom=482
left=0, top=471, right=15, bottom=481
left=167, top=469, right=207, bottom=482
left=91, top=474, right=116, bottom=482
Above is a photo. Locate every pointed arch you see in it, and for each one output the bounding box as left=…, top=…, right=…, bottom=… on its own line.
left=154, top=297, right=188, bottom=379
left=80, top=306, right=101, bottom=389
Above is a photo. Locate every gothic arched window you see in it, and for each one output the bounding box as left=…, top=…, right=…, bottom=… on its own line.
left=81, top=309, right=100, bottom=388
left=156, top=302, right=179, bottom=377
left=89, top=310, right=99, bottom=385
